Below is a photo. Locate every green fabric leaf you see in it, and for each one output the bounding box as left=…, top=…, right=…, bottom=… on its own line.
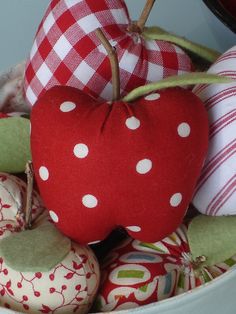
left=142, top=26, right=220, bottom=63
left=188, top=215, right=236, bottom=267
left=123, top=73, right=233, bottom=103
left=0, top=224, right=71, bottom=272
left=0, top=117, right=31, bottom=173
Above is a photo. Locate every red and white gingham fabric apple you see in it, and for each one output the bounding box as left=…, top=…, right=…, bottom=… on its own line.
left=30, top=83, right=209, bottom=244
left=24, top=0, right=193, bottom=106
left=192, top=46, right=236, bottom=215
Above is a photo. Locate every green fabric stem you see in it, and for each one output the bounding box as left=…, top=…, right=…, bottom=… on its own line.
left=123, top=73, right=233, bottom=103
left=142, top=26, right=220, bottom=63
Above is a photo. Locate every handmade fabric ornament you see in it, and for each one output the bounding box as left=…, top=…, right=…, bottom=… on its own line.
left=30, top=71, right=212, bottom=244
left=0, top=172, right=44, bottom=229
left=24, top=0, right=194, bottom=106
left=192, top=46, right=236, bottom=216
left=0, top=62, right=29, bottom=113
left=95, top=216, right=236, bottom=312
left=0, top=63, right=31, bottom=173
left=30, top=27, right=230, bottom=245
left=0, top=113, right=30, bottom=173
left=0, top=172, right=100, bottom=314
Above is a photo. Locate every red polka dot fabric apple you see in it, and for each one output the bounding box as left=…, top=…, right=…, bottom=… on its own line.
left=24, top=0, right=195, bottom=106
left=192, top=45, right=236, bottom=216
left=94, top=215, right=236, bottom=312
left=31, top=29, right=230, bottom=245
left=0, top=171, right=100, bottom=314
left=32, top=79, right=210, bottom=245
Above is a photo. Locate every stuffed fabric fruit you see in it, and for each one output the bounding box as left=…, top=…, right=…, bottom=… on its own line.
left=30, top=76, right=210, bottom=244
left=192, top=45, right=236, bottom=216
left=0, top=66, right=31, bottom=173
left=24, top=0, right=194, bottom=106
left=95, top=216, right=236, bottom=312
left=31, top=25, right=233, bottom=247
left=0, top=172, right=100, bottom=314
left=30, top=29, right=229, bottom=245
left=0, top=61, right=29, bottom=113
left=0, top=172, right=44, bottom=233
left=0, top=113, right=30, bottom=173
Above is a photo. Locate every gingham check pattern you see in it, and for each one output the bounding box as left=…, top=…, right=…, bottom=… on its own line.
left=24, top=0, right=193, bottom=106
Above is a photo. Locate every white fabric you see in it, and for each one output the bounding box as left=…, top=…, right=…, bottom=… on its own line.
left=193, top=46, right=236, bottom=215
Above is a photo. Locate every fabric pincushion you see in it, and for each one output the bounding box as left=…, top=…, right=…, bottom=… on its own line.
left=30, top=75, right=210, bottom=244
left=0, top=172, right=100, bottom=314
left=24, top=0, right=193, bottom=106
left=95, top=218, right=236, bottom=312
left=30, top=21, right=231, bottom=246
left=192, top=45, right=236, bottom=216
left=0, top=1, right=236, bottom=313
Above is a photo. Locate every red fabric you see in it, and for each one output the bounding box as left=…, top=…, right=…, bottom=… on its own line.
left=97, top=231, right=191, bottom=310
left=0, top=113, right=9, bottom=118
left=24, top=0, right=193, bottom=106
left=31, top=86, right=208, bottom=244
left=96, top=223, right=234, bottom=311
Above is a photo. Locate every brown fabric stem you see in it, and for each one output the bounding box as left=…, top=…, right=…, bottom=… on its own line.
left=137, top=0, right=156, bottom=31
left=25, top=161, right=34, bottom=229
left=95, top=29, right=120, bottom=101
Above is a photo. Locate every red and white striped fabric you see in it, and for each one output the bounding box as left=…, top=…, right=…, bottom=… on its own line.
left=24, top=0, right=193, bottom=106
left=192, top=46, right=236, bottom=216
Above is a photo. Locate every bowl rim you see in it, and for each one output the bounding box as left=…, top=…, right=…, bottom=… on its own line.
left=93, top=266, right=236, bottom=313
left=203, top=0, right=236, bottom=33
left=2, top=267, right=236, bottom=314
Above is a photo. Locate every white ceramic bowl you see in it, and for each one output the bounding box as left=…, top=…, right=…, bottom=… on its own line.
left=2, top=266, right=236, bottom=314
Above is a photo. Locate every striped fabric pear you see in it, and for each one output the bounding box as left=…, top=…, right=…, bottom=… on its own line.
left=193, top=46, right=236, bottom=215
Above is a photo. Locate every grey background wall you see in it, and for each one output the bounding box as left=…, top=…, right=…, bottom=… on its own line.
left=0, top=0, right=235, bottom=72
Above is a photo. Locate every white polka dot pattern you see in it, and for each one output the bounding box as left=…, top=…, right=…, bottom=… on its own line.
left=60, top=101, right=76, bottom=112
left=49, top=210, right=59, bottom=223
left=39, top=166, right=49, bottom=181
left=74, top=144, right=89, bottom=159
left=82, top=195, right=98, bottom=208
left=126, top=226, right=142, bottom=232
left=170, top=193, right=182, bottom=207
left=178, top=123, right=191, bottom=138
left=125, top=117, right=140, bottom=130
left=31, top=83, right=209, bottom=245
left=136, top=159, right=152, bottom=175
left=145, top=93, right=161, bottom=101
left=88, top=240, right=101, bottom=245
